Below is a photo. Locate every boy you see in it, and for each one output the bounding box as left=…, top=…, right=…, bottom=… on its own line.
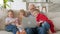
left=32, top=9, right=55, bottom=34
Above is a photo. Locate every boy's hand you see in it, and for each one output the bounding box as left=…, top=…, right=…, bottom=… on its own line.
left=39, top=21, right=43, bottom=23
left=37, top=21, right=43, bottom=27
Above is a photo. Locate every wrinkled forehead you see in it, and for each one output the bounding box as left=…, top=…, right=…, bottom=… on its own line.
left=28, top=4, right=36, bottom=9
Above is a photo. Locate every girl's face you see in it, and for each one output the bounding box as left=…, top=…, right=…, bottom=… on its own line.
left=19, top=12, right=24, bottom=18
left=8, top=12, right=14, bottom=18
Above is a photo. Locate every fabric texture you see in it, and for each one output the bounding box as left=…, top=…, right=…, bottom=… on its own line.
left=37, top=22, right=50, bottom=34
left=5, top=24, right=18, bottom=34
left=36, top=13, right=56, bottom=33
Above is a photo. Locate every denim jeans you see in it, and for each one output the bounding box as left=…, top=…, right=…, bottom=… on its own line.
left=5, top=24, right=18, bottom=34
left=37, top=21, right=50, bottom=34
left=25, top=28, right=34, bottom=34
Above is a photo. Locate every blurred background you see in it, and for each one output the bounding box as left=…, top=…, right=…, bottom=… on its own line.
left=0, top=0, right=60, bottom=34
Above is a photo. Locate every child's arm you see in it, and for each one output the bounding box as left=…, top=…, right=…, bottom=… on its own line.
left=16, top=23, right=19, bottom=27
left=16, top=23, right=23, bottom=30
left=15, top=18, right=20, bottom=26
left=5, top=19, right=11, bottom=25
left=5, top=18, right=15, bottom=25
left=37, top=20, right=43, bottom=27
left=5, top=21, right=12, bottom=25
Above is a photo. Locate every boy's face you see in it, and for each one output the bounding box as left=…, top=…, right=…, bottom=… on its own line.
left=8, top=12, right=14, bottom=18
left=32, top=11, right=38, bottom=17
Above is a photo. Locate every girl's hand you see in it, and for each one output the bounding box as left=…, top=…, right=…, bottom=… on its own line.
left=14, top=18, right=19, bottom=24
left=15, top=23, right=19, bottom=27
left=9, top=20, right=15, bottom=23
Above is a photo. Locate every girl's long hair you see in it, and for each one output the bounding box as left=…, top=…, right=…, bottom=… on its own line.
left=18, top=9, right=27, bottom=25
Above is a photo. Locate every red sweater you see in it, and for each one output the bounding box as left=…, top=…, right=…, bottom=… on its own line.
left=36, top=13, right=56, bottom=33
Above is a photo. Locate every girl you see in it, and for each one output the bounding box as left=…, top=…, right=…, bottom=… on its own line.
left=5, top=10, right=18, bottom=34
left=16, top=9, right=26, bottom=34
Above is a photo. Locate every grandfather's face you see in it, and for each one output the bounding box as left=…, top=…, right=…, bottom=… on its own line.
left=28, top=4, right=36, bottom=13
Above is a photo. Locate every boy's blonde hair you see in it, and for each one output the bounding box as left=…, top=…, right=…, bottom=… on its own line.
left=33, top=9, right=40, bottom=13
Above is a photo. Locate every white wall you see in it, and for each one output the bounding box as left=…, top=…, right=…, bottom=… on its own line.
left=50, top=0, right=60, bottom=3
left=26, top=0, right=46, bottom=2
left=0, top=0, right=3, bottom=4
left=7, top=0, right=26, bottom=10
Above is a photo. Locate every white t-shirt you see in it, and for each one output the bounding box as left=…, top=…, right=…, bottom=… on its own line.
left=17, top=24, right=24, bottom=32
left=5, top=17, right=17, bottom=25
left=5, top=17, right=24, bottom=32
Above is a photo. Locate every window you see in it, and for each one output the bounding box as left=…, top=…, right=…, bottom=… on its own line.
left=0, top=0, right=3, bottom=4
left=0, top=0, right=3, bottom=7
left=7, top=0, right=26, bottom=10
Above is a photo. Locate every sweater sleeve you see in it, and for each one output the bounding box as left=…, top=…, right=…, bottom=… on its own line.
left=40, top=14, right=48, bottom=21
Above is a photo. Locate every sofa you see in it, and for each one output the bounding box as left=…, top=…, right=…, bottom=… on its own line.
left=0, top=10, right=60, bottom=34
left=47, top=12, right=60, bottom=34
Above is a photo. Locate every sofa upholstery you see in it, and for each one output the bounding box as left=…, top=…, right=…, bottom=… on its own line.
left=0, top=10, right=60, bottom=34
left=47, top=12, right=60, bottom=34
left=0, top=31, right=13, bottom=34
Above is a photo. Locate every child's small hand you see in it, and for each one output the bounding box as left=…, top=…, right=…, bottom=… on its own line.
left=39, top=21, right=43, bottom=23
left=37, top=21, right=43, bottom=27
left=14, top=18, right=19, bottom=23
left=9, top=20, right=15, bottom=23
left=15, top=23, right=19, bottom=26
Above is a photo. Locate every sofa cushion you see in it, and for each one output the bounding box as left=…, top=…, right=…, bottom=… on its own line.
left=54, top=31, right=60, bottom=34
left=0, top=31, right=13, bottom=34
left=0, top=10, right=8, bottom=30
left=51, top=17, right=60, bottom=31
left=47, top=12, right=60, bottom=19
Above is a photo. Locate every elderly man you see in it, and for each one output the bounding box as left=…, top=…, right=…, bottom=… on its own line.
left=26, top=3, right=50, bottom=34
left=28, top=4, right=36, bottom=13
left=25, top=4, right=37, bottom=34
left=26, top=4, right=50, bottom=34
left=26, top=4, right=55, bottom=34
left=27, top=4, right=37, bottom=17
